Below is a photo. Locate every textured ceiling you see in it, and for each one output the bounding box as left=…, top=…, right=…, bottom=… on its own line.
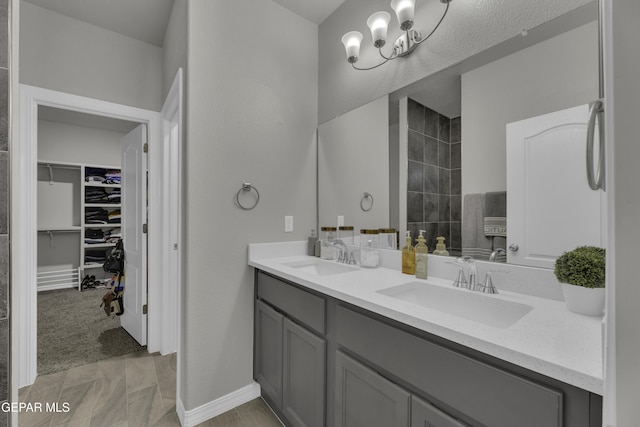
left=23, top=0, right=175, bottom=47
left=271, top=0, right=345, bottom=25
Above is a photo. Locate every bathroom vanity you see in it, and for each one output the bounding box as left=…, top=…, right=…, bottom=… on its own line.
left=249, top=242, right=603, bottom=427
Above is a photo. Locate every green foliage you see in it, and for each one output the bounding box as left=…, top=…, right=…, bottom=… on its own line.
left=554, top=246, right=606, bottom=288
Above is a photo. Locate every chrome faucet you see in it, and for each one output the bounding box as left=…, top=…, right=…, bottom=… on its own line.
left=330, top=239, right=357, bottom=264
left=489, top=248, right=506, bottom=262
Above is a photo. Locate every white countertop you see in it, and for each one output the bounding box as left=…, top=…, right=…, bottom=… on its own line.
left=248, top=242, right=604, bottom=395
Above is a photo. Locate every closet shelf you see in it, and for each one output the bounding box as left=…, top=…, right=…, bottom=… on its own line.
left=37, top=226, right=81, bottom=232
left=85, top=203, right=121, bottom=208
left=83, top=243, right=117, bottom=249
left=83, top=263, right=105, bottom=269
left=84, top=183, right=121, bottom=189
left=83, top=224, right=121, bottom=228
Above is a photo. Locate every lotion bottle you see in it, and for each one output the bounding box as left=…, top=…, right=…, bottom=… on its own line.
left=401, top=231, right=415, bottom=275
left=415, top=230, right=429, bottom=279
left=432, top=236, right=450, bottom=256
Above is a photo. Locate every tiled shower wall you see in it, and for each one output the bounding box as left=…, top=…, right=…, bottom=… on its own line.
left=407, top=98, right=462, bottom=254
left=0, top=0, right=8, bottom=424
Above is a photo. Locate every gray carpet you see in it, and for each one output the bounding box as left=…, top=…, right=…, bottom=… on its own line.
left=38, top=287, right=145, bottom=376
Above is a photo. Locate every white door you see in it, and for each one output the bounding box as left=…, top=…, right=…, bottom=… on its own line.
left=121, top=124, right=148, bottom=345
left=506, top=104, right=605, bottom=268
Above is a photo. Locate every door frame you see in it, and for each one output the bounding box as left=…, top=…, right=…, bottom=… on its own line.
left=13, top=84, right=171, bottom=387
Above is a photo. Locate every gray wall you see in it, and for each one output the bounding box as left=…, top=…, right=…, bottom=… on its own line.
left=183, top=0, right=317, bottom=410
left=0, top=0, right=8, bottom=423
left=19, top=1, right=163, bottom=111
left=461, top=21, right=598, bottom=196
left=161, top=0, right=186, bottom=100
left=318, top=0, right=592, bottom=124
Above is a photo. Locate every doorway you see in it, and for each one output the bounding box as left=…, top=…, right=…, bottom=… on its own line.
left=35, top=106, right=147, bottom=375
left=14, top=83, right=181, bottom=389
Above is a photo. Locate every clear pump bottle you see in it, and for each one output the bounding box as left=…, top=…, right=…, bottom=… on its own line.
left=415, top=230, right=429, bottom=279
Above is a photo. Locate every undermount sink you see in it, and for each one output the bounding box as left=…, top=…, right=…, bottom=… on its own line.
left=282, top=259, right=358, bottom=276
left=377, top=281, right=533, bottom=328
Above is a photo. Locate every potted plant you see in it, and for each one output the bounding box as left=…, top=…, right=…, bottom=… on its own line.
left=554, top=246, right=606, bottom=316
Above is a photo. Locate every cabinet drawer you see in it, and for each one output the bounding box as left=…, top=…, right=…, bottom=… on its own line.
left=412, top=395, right=468, bottom=427
left=257, top=271, right=325, bottom=335
left=337, top=305, right=563, bottom=427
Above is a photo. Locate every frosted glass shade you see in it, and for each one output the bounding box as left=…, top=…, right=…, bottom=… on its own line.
left=341, top=31, right=363, bottom=63
left=390, top=0, right=416, bottom=30
left=367, top=11, right=391, bottom=48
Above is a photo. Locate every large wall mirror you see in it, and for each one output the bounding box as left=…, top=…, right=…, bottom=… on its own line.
left=318, top=1, right=602, bottom=268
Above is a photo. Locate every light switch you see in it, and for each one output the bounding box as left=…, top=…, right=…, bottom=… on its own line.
left=285, top=216, right=294, bottom=232
left=338, top=215, right=344, bottom=226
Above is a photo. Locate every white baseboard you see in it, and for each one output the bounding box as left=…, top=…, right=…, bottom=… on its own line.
left=177, top=382, right=261, bottom=427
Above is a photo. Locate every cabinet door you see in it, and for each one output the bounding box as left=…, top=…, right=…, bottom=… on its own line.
left=283, top=318, right=326, bottom=427
left=255, top=300, right=283, bottom=408
left=335, top=351, right=410, bottom=427
left=411, top=395, right=468, bottom=427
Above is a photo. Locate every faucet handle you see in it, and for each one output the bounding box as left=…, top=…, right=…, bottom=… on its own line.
left=446, top=261, right=468, bottom=288
left=476, top=270, right=510, bottom=294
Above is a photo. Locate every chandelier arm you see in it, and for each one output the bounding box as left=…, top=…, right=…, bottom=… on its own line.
left=351, top=58, right=391, bottom=71
left=378, top=47, right=397, bottom=61
left=416, top=1, right=450, bottom=46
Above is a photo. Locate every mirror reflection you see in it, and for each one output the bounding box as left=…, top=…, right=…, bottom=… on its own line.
left=318, top=3, right=601, bottom=268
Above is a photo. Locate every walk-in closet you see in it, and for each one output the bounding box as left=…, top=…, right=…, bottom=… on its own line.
left=36, top=106, right=144, bottom=375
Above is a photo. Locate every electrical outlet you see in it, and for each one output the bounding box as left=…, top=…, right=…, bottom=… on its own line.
left=338, top=215, right=344, bottom=226
left=285, top=216, right=294, bottom=232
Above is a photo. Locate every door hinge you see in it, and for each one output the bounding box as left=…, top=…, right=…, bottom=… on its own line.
left=143, top=304, right=148, bottom=315
left=143, top=143, right=148, bottom=153
left=143, top=223, right=148, bottom=234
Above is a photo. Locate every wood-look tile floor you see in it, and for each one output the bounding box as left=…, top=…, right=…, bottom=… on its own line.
left=18, top=350, right=282, bottom=427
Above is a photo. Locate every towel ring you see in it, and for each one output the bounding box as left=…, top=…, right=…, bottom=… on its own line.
left=360, top=192, right=374, bottom=212
left=236, top=183, right=260, bottom=210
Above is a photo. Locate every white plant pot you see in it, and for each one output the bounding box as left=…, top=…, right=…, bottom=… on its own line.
left=561, top=283, right=605, bottom=316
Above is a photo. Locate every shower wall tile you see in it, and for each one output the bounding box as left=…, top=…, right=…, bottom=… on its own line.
left=408, top=98, right=424, bottom=133
left=408, top=161, right=424, bottom=192
left=0, top=152, right=5, bottom=233
left=438, top=168, right=450, bottom=195
left=438, top=195, right=450, bottom=221
left=0, top=69, right=6, bottom=152
left=451, top=222, right=462, bottom=250
left=424, top=107, right=439, bottom=139
left=451, top=142, right=461, bottom=169
left=407, top=192, right=424, bottom=223
left=425, top=223, right=438, bottom=249
left=424, top=194, right=439, bottom=222
left=424, top=136, right=438, bottom=166
left=451, top=117, right=461, bottom=143
left=451, top=196, right=462, bottom=222
left=439, top=114, right=450, bottom=143
left=451, top=168, right=461, bottom=196
left=408, top=130, right=424, bottom=162
left=424, top=164, right=438, bottom=194
left=438, top=141, right=450, bottom=169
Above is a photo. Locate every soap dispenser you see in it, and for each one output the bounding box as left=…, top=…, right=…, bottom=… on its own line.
left=401, top=231, right=415, bottom=275
left=415, top=230, right=429, bottom=279
left=432, top=236, right=450, bottom=256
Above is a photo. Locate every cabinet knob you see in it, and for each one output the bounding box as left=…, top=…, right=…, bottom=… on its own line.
left=509, top=244, right=519, bottom=252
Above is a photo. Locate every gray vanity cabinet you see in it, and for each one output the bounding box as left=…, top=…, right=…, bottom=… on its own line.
left=335, top=351, right=410, bottom=427
left=411, top=396, right=468, bottom=427
left=283, top=318, right=326, bottom=427
left=255, top=299, right=284, bottom=408
left=255, top=271, right=326, bottom=427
